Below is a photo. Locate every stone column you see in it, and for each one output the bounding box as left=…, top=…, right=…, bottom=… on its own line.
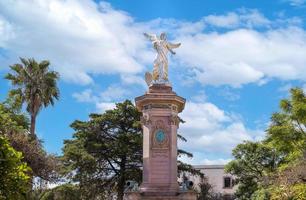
left=135, top=84, right=185, bottom=196
left=124, top=84, right=197, bottom=200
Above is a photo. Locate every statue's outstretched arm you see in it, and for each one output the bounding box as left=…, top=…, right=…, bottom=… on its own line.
left=167, top=42, right=181, bottom=49
left=144, top=33, right=157, bottom=41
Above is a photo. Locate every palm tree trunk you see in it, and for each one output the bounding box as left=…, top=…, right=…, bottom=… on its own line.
left=30, top=115, right=36, bottom=136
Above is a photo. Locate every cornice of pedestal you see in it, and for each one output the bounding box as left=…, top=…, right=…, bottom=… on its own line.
left=135, top=83, right=186, bottom=113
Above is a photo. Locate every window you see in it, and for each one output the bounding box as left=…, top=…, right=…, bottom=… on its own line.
left=224, top=177, right=232, bottom=188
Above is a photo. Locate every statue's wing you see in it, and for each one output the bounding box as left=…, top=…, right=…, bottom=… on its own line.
left=144, top=33, right=157, bottom=41
left=145, top=72, right=153, bottom=86
left=167, top=42, right=181, bottom=49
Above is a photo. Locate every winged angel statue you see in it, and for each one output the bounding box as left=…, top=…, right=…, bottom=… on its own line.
left=144, top=32, right=181, bottom=85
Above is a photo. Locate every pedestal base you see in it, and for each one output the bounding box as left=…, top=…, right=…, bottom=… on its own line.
left=124, top=191, right=197, bottom=200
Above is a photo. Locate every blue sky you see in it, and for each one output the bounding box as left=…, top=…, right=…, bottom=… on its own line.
left=1, top=0, right=306, bottom=165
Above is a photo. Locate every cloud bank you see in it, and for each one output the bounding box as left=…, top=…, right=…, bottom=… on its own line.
left=178, top=101, right=264, bottom=163
left=0, top=0, right=152, bottom=84
left=1, top=1, right=306, bottom=88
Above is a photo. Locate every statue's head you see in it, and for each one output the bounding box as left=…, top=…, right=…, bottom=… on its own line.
left=160, top=32, right=167, bottom=40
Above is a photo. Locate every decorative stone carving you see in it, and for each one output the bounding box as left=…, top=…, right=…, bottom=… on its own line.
left=152, top=120, right=169, bottom=149
left=141, top=112, right=152, bottom=125
left=152, top=129, right=169, bottom=149
left=151, top=103, right=171, bottom=109
left=169, top=113, right=180, bottom=126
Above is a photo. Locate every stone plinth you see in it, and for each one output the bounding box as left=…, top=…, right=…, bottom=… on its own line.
left=135, top=84, right=185, bottom=196
left=124, top=191, right=197, bottom=200
left=125, top=84, right=197, bottom=199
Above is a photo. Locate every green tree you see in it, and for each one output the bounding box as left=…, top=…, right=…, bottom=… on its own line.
left=0, top=101, right=28, bottom=136
left=225, top=142, right=280, bottom=200
left=264, top=88, right=306, bottom=200
left=62, top=100, right=142, bottom=200
left=0, top=136, right=31, bottom=200
left=5, top=58, right=60, bottom=137
left=226, top=87, right=306, bottom=200
left=0, top=101, right=58, bottom=182
left=266, top=87, right=306, bottom=166
left=197, top=176, right=214, bottom=200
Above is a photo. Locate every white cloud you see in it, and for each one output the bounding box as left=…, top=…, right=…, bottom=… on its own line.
left=218, top=87, right=240, bottom=101
left=191, top=90, right=207, bottom=102
left=72, top=89, right=97, bottom=103
left=72, top=84, right=128, bottom=112
left=204, top=12, right=240, bottom=28
left=100, top=85, right=129, bottom=102
left=284, top=0, right=306, bottom=6
left=180, top=102, right=230, bottom=131
left=0, top=15, right=14, bottom=46
left=179, top=101, right=264, bottom=164
left=96, top=102, right=116, bottom=113
left=175, top=26, right=306, bottom=87
left=0, top=0, right=152, bottom=84
left=120, top=74, right=146, bottom=87
left=204, top=9, right=270, bottom=29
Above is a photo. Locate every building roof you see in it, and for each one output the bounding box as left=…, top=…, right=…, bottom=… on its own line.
left=193, top=165, right=225, bottom=169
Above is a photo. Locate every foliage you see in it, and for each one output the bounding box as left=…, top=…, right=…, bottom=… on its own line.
left=8, top=132, right=59, bottom=181
left=197, top=177, right=215, bottom=200
left=197, top=177, right=235, bottom=200
left=225, top=142, right=280, bottom=199
left=0, top=101, right=59, bottom=182
left=178, top=160, right=204, bottom=178
left=40, top=184, right=81, bottom=200
left=226, top=87, right=306, bottom=200
left=265, top=88, right=306, bottom=165
left=267, top=183, right=306, bottom=200
left=5, top=57, right=60, bottom=136
left=62, top=100, right=142, bottom=200
left=268, top=155, right=306, bottom=200
left=250, top=188, right=271, bottom=200
left=0, top=136, right=31, bottom=200
left=0, top=101, right=28, bottom=135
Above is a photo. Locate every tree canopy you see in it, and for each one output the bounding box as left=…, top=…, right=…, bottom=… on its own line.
left=62, top=100, right=142, bottom=200
left=0, top=100, right=59, bottom=183
left=0, top=136, right=31, bottom=200
left=226, top=88, right=306, bottom=200
left=5, top=58, right=60, bottom=137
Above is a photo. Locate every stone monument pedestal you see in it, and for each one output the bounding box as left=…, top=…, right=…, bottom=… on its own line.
left=124, top=191, right=197, bottom=200
left=124, top=84, right=197, bottom=200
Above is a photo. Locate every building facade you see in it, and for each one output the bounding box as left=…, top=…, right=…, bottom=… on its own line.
left=182, top=165, right=236, bottom=198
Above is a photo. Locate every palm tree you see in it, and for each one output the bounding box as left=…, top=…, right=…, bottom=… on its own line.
left=5, top=58, right=60, bottom=137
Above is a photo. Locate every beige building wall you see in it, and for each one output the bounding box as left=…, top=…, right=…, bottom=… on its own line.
left=183, top=165, right=236, bottom=195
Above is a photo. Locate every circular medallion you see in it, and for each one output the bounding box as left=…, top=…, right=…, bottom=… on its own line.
left=155, top=130, right=165, bottom=143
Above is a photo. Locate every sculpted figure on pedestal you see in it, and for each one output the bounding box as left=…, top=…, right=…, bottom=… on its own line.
left=144, top=32, right=181, bottom=85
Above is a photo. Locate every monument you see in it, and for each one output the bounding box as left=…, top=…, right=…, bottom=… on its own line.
left=124, top=33, right=197, bottom=200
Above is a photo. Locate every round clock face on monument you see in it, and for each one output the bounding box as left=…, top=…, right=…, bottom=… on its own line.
left=155, top=129, right=166, bottom=143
